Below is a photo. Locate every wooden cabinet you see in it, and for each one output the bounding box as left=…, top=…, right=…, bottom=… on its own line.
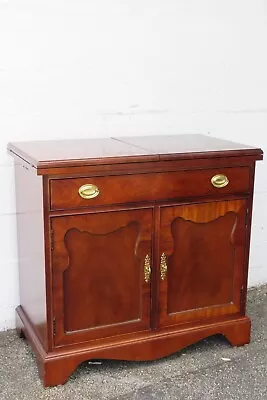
left=158, top=199, right=247, bottom=328
left=8, top=134, right=263, bottom=387
left=51, top=208, right=153, bottom=346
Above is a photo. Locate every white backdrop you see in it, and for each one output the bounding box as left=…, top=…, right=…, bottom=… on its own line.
left=0, top=0, right=266, bottom=330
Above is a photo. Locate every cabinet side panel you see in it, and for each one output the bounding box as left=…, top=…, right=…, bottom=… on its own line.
left=15, top=162, right=47, bottom=350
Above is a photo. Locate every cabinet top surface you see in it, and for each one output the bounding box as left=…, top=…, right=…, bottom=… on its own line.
left=8, top=134, right=262, bottom=172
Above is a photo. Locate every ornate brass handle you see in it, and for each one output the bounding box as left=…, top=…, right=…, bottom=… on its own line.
left=160, top=253, right=168, bottom=281
left=78, top=184, right=100, bottom=199
left=144, top=255, right=151, bottom=283
left=211, top=174, right=229, bottom=188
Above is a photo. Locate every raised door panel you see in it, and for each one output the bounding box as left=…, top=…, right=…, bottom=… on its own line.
left=51, top=208, right=153, bottom=347
left=158, top=199, right=247, bottom=328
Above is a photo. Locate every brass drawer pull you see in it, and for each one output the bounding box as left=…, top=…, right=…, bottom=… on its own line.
left=78, top=184, right=100, bottom=199
left=160, top=253, right=168, bottom=281
left=211, top=174, right=229, bottom=188
left=144, top=255, right=151, bottom=283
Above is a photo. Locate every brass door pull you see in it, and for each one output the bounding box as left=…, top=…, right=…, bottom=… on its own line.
left=160, top=253, right=168, bottom=281
left=211, top=174, right=229, bottom=188
left=144, top=255, right=151, bottom=283
left=78, top=184, right=100, bottom=199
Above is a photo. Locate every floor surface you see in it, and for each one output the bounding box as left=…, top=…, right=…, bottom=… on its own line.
left=0, top=285, right=266, bottom=399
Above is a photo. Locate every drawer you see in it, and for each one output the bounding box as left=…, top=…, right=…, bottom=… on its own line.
left=50, top=167, right=250, bottom=210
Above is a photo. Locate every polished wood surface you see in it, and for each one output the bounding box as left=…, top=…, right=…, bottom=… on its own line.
left=158, top=199, right=247, bottom=327
left=14, top=161, right=48, bottom=350
left=27, top=154, right=263, bottom=176
left=8, top=134, right=263, bottom=172
left=16, top=305, right=251, bottom=387
left=7, top=137, right=156, bottom=169
left=50, top=166, right=250, bottom=210
left=116, top=134, right=262, bottom=160
left=9, top=134, right=262, bottom=387
left=51, top=209, right=152, bottom=346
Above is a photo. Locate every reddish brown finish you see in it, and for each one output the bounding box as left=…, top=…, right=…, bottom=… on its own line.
left=50, top=167, right=250, bottom=211
left=7, top=134, right=262, bottom=173
left=16, top=304, right=251, bottom=387
left=19, top=155, right=262, bottom=177
left=115, top=134, right=261, bottom=159
left=14, top=160, right=48, bottom=350
left=158, top=199, right=247, bottom=327
left=9, top=134, right=263, bottom=387
left=7, top=137, right=157, bottom=170
left=51, top=209, right=153, bottom=346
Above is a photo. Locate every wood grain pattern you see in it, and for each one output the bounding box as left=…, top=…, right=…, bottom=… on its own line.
left=9, top=134, right=262, bottom=387
left=158, top=199, right=247, bottom=327
left=8, top=134, right=263, bottom=173
left=116, top=134, right=263, bottom=161
left=116, top=133, right=260, bottom=153
left=29, top=155, right=261, bottom=176
left=51, top=208, right=153, bottom=346
left=14, top=162, right=48, bottom=350
left=168, top=213, right=237, bottom=311
left=63, top=224, right=140, bottom=331
left=50, top=167, right=250, bottom=210
left=7, top=137, right=156, bottom=169
left=16, top=305, right=251, bottom=387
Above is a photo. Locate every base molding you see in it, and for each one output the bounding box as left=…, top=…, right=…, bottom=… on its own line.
left=16, top=306, right=251, bottom=387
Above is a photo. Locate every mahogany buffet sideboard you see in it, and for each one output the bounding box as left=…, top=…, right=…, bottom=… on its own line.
left=8, top=134, right=263, bottom=387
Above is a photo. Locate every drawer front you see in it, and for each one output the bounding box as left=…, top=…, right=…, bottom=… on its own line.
left=50, top=167, right=250, bottom=210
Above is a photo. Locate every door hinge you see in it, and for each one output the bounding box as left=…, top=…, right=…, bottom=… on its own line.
left=49, top=219, right=54, bottom=251
left=50, top=229, right=54, bottom=251
left=53, top=317, right=56, bottom=336
left=245, top=208, right=249, bottom=228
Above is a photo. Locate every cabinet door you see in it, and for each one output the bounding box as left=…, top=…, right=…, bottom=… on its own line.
left=158, top=199, right=247, bottom=328
left=51, top=208, right=153, bottom=347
